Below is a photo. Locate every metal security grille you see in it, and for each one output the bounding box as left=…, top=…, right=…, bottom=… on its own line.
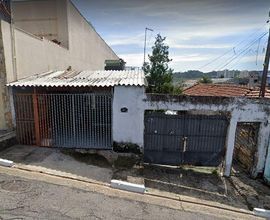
left=234, top=122, right=260, bottom=172
left=14, top=94, right=36, bottom=145
left=144, top=113, right=229, bottom=166
left=14, top=93, right=112, bottom=149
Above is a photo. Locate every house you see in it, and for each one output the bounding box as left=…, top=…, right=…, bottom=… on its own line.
left=6, top=70, right=270, bottom=183
left=0, top=0, right=118, bottom=131
left=183, top=83, right=270, bottom=98
left=1, top=1, right=270, bottom=185
left=7, top=69, right=146, bottom=149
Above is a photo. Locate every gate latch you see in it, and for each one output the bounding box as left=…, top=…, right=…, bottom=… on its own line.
left=182, top=136, right=188, bottom=152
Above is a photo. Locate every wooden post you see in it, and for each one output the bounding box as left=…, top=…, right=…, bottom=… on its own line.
left=33, top=88, right=40, bottom=146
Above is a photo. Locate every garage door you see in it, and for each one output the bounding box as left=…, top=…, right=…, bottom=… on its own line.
left=144, top=112, right=229, bottom=166
left=14, top=93, right=112, bottom=149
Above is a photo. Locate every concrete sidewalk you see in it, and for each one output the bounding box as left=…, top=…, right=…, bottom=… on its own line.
left=1, top=145, right=268, bottom=215
left=0, top=145, right=113, bottom=183
left=0, top=166, right=260, bottom=220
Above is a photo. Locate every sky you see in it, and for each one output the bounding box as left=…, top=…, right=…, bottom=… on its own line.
left=72, top=0, right=270, bottom=72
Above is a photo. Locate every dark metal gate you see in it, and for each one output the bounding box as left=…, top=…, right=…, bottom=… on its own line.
left=14, top=93, right=112, bottom=149
left=144, top=113, right=229, bottom=166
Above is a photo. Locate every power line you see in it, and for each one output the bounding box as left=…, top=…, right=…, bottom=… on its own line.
left=255, top=38, right=261, bottom=65
left=217, top=32, right=267, bottom=70
left=199, top=24, right=269, bottom=70
left=217, top=32, right=268, bottom=70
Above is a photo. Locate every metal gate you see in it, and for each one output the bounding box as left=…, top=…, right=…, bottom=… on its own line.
left=144, top=113, right=229, bottom=166
left=234, top=122, right=259, bottom=173
left=14, top=93, right=112, bottom=149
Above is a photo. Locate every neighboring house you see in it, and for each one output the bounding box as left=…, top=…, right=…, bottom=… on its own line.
left=0, top=0, right=118, bottom=131
left=183, top=83, right=270, bottom=98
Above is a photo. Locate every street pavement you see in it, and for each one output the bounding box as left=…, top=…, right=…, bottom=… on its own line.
left=0, top=172, right=226, bottom=220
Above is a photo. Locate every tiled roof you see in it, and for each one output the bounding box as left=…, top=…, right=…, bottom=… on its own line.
left=183, top=84, right=251, bottom=97
left=246, top=89, right=270, bottom=98
left=7, top=70, right=146, bottom=87
left=183, top=83, right=270, bottom=98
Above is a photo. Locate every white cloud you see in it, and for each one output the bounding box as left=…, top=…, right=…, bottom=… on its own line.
left=107, top=33, right=145, bottom=46
left=118, top=53, right=144, bottom=67
left=171, top=54, right=211, bottom=62
left=170, top=43, right=233, bottom=49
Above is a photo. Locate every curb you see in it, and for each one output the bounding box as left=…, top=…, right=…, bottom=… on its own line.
left=111, top=179, right=145, bottom=193
left=0, top=158, right=14, bottom=167
left=2, top=163, right=256, bottom=217
left=254, top=208, right=270, bottom=218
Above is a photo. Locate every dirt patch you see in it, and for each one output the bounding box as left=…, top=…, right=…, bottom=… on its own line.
left=230, top=164, right=270, bottom=210
left=142, top=165, right=247, bottom=209
left=114, top=155, right=139, bottom=169
left=61, top=150, right=111, bottom=168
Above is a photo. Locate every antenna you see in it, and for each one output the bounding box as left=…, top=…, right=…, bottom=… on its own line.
left=143, top=27, right=154, bottom=67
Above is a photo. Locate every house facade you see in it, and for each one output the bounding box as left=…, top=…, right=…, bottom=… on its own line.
left=7, top=69, right=146, bottom=150
left=0, top=0, right=118, bottom=131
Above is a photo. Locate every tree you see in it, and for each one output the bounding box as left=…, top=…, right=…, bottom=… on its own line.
left=199, top=75, right=213, bottom=84
left=144, top=34, right=174, bottom=93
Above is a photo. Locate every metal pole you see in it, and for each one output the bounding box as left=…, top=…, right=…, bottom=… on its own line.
left=260, top=13, right=270, bottom=97
left=143, top=27, right=153, bottom=66
left=143, top=28, right=147, bottom=66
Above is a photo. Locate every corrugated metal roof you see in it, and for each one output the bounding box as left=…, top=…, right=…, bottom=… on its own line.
left=7, top=70, right=147, bottom=87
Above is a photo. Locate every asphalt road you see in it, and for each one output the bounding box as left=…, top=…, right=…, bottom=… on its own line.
left=0, top=173, right=223, bottom=220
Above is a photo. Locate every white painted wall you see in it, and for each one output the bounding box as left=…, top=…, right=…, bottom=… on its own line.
left=113, top=90, right=270, bottom=176
left=264, top=144, right=270, bottom=184
left=1, top=0, right=118, bottom=83
left=112, top=86, right=145, bottom=148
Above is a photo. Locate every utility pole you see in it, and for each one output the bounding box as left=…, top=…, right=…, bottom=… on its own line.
left=260, top=12, right=270, bottom=97
left=143, top=27, right=154, bottom=67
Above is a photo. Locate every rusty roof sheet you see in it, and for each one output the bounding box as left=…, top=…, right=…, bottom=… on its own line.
left=7, top=70, right=146, bottom=87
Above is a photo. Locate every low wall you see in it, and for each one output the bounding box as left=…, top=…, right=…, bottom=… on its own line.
left=113, top=89, right=270, bottom=177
